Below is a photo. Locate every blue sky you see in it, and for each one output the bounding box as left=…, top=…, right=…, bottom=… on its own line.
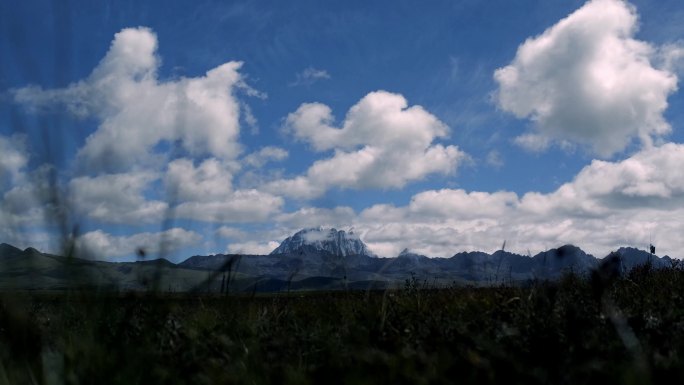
left=2, top=0, right=684, bottom=261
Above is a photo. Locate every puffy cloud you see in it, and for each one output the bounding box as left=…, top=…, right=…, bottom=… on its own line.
left=512, top=133, right=551, bottom=153
left=263, top=176, right=325, bottom=200
left=76, top=228, right=202, bottom=259
left=243, top=146, right=289, bottom=168
left=361, top=224, right=473, bottom=259
left=356, top=190, right=520, bottom=257
left=495, top=0, right=678, bottom=157
left=357, top=189, right=519, bottom=226
left=286, top=91, right=449, bottom=151
left=11, top=28, right=283, bottom=228
left=62, top=157, right=283, bottom=225
left=226, top=241, right=280, bottom=255
left=660, top=42, right=684, bottom=73
left=165, top=158, right=237, bottom=203
left=174, top=189, right=283, bottom=223
left=358, top=204, right=407, bottom=223
left=216, top=227, right=288, bottom=255
left=164, top=157, right=283, bottom=223
left=14, top=27, right=251, bottom=173
left=407, top=189, right=518, bottom=220
left=216, top=226, right=249, bottom=240
left=0, top=136, right=49, bottom=239
left=269, top=91, right=467, bottom=198
left=69, top=172, right=168, bottom=224
left=275, top=206, right=357, bottom=229
left=0, top=135, right=28, bottom=187
left=520, top=143, right=684, bottom=214
left=0, top=164, right=69, bottom=230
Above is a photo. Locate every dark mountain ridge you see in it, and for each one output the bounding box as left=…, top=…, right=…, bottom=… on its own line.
left=0, top=235, right=675, bottom=291
left=178, top=242, right=673, bottom=284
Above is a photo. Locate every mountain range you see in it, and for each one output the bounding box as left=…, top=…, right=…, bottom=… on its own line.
left=0, top=227, right=675, bottom=291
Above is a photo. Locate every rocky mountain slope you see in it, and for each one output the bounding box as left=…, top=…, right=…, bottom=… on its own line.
left=270, top=227, right=375, bottom=257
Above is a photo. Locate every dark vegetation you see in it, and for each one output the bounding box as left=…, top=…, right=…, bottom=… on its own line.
left=1, top=263, right=684, bottom=384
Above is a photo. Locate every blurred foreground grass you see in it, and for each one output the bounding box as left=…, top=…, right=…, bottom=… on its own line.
left=1, top=265, right=684, bottom=384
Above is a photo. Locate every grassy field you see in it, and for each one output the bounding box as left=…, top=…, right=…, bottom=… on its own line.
left=1, top=265, right=684, bottom=384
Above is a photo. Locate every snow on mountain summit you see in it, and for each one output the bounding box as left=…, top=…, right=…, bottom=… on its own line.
left=270, top=227, right=375, bottom=257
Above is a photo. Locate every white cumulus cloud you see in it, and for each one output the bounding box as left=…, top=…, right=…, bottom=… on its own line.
left=69, top=172, right=169, bottom=224
left=407, top=189, right=518, bottom=220
left=268, top=91, right=467, bottom=199
left=0, top=135, right=28, bottom=188
left=216, top=226, right=249, bottom=240
left=14, top=27, right=253, bottom=173
left=11, top=28, right=283, bottom=226
left=243, top=146, right=289, bottom=168
left=174, top=189, right=283, bottom=223
left=165, top=158, right=238, bottom=203
left=275, top=206, right=357, bottom=229
left=495, top=0, right=678, bottom=157
left=164, top=157, right=284, bottom=223
left=226, top=241, right=280, bottom=255
left=76, top=228, right=202, bottom=259
left=519, top=142, right=684, bottom=214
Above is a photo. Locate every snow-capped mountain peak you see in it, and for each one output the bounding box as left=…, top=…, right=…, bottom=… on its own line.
left=270, top=227, right=375, bottom=257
